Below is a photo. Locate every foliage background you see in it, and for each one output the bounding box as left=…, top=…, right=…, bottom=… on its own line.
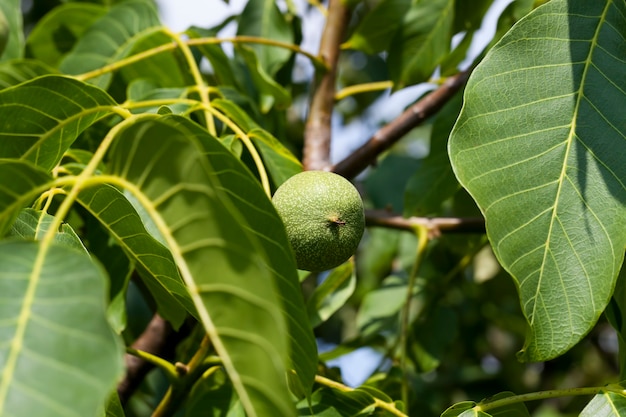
left=1, top=0, right=625, bottom=416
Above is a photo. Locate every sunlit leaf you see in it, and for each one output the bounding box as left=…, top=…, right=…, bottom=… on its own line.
left=449, top=0, right=626, bottom=361
left=235, top=45, right=291, bottom=113
left=249, top=128, right=302, bottom=188
left=236, top=0, right=294, bottom=76
left=8, top=208, right=87, bottom=253
left=58, top=0, right=183, bottom=89
left=388, top=0, right=454, bottom=89
left=0, top=240, right=124, bottom=417
left=307, top=261, right=355, bottom=328
left=580, top=390, right=626, bottom=416
left=0, top=75, right=117, bottom=171
left=25, top=3, right=107, bottom=67
left=106, top=115, right=300, bottom=416
left=187, top=26, right=239, bottom=88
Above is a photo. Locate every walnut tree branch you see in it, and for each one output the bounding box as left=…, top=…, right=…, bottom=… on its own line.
left=303, top=0, right=350, bottom=171
left=332, top=70, right=471, bottom=179
left=117, top=313, right=188, bottom=405
left=366, top=209, right=485, bottom=238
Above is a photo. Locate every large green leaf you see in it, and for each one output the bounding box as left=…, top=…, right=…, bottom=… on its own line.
left=25, top=3, right=107, bottom=67
left=0, top=160, right=52, bottom=236
left=0, top=75, right=117, bottom=171
left=0, top=0, right=22, bottom=61
left=580, top=390, right=626, bottom=416
left=448, top=0, right=626, bottom=361
left=387, top=0, right=454, bottom=89
left=236, top=0, right=294, bottom=76
left=58, top=0, right=184, bottom=89
left=106, top=115, right=303, bottom=416
left=77, top=183, right=193, bottom=329
left=165, top=116, right=317, bottom=398
left=0, top=240, right=124, bottom=417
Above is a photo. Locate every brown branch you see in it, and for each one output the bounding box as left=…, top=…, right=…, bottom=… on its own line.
left=332, top=69, right=471, bottom=179
left=117, top=314, right=188, bottom=405
left=366, top=209, right=485, bottom=238
left=303, top=0, right=350, bottom=171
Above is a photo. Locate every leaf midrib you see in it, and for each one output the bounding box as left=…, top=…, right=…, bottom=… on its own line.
left=531, top=0, right=613, bottom=327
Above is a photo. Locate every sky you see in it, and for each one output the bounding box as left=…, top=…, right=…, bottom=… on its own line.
left=154, top=0, right=515, bottom=387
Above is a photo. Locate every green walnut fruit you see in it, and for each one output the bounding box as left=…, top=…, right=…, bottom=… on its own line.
left=272, top=171, right=365, bottom=271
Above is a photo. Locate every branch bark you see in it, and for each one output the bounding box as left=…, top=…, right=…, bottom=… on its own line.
left=333, top=70, right=471, bottom=179
left=366, top=209, right=485, bottom=238
left=117, top=314, right=186, bottom=405
left=303, top=0, right=350, bottom=171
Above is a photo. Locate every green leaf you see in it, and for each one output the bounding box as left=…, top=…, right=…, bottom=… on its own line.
left=448, top=0, right=626, bottom=361
left=8, top=208, right=87, bottom=253
left=404, top=92, right=462, bottom=216
left=106, top=115, right=303, bottom=416
left=184, top=368, right=245, bottom=417
left=0, top=240, right=124, bottom=417
left=606, top=262, right=626, bottom=379
left=580, top=390, right=626, bottom=416
left=357, top=275, right=406, bottom=337
left=169, top=116, right=317, bottom=398
left=0, top=59, right=56, bottom=89
left=388, top=0, right=454, bottom=89
left=77, top=183, right=193, bottom=329
left=453, top=0, right=494, bottom=32
left=236, top=0, right=294, bottom=76
left=25, top=3, right=107, bottom=67
left=235, top=45, right=291, bottom=113
left=344, top=0, right=411, bottom=54
left=0, top=75, right=117, bottom=171
left=103, top=391, right=125, bottom=417
left=0, top=160, right=52, bottom=236
left=248, top=128, right=302, bottom=188
left=410, top=306, right=458, bottom=373
left=0, top=0, right=23, bottom=61
left=441, top=401, right=477, bottom=417
left=126, top=79, right=191, bottom=115
left=186, top=26, right=239, bottom=88
left=296, top=387, right=377, bottom=416
left=58, top=0, right=172, bottom=89
left=212, top=98, right=260, bottom=131
left=307, top=261, right=356, bottom=328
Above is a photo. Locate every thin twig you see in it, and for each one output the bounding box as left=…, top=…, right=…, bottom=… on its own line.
left=303, top=0, right=350, bottom=171
left=332, top=69, right=471, bottom=179
left=365, top=209, right=485, bottom=238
